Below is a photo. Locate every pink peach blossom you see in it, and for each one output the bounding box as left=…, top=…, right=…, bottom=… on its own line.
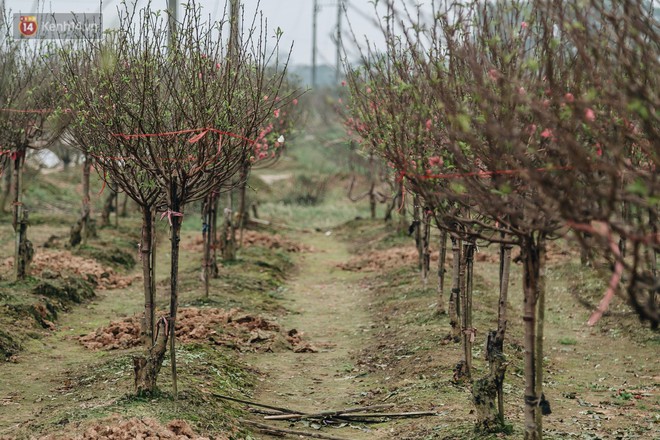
left=585, top=108, right=595, bottom=122
left=540, top=128, right=553, bottom=139
left=274, top=109, right=280, bottom=118
left=564, top=93, right=574, bottom=103
left=425, top=119, right=432, bottom=131
left=521, top=21, right=528, bottom=29
left=428, top=156, right=443, bottom=167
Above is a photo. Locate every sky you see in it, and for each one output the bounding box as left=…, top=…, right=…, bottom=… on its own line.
left=1, top=0, right=400, bottom=67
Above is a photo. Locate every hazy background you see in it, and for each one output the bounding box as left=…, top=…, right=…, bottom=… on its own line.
left=2, top=0, right=414, bottom=86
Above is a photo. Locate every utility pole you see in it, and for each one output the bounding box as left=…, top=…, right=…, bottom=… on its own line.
left=229, top=0, right=240, bottom=61
left=335, top=0, right=344, bottom=83
left=167, top=0, right=177, bottom=47
left=312, top=0, right=318, bottom=87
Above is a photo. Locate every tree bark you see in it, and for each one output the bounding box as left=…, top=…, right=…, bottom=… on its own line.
left=413, top=196, right=422, bottom=272
left=473, top=242, right=512, bottom=432
left=221, top=191, right=236, bottom=261
left=100, top=190, right=115, bottom=227
left=0, top=168, right=11, bottom=213
left=11, top=149, right=28, bottom=280
left=522, top=233, right=546, bottom=440
left=237, top=165, right=249, bottom=249
left=448, top=236, right=461, bottom=340
left=140, top=207, right=156, bottom=346
left=202, top=194, right=219, bottom=297
left=496, top=243, right=512, bottom=423
left=133, top=317, right=168, bottom=395
left=81, top=155, right=91, bottom=242
left=396, top=180, right=406, bottom=234
left=369, top=181, right=376, bottom=219
left=421, top=208, right=431, bottom=284
left=168, top=180, right=183, bottom=399
left=121, top=193, right=129, bottom=217
left=15, top=209, right=33, bottom=279
left=437, top=228, right=448, bottom=314
left=535, top=235, right=548, bottom=434
left=460, top=241, right=474, bottom=378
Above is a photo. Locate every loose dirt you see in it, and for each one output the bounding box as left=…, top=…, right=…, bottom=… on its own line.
left=183, top=230, right=313, bottom=254
left=79, top=307, right=316, bottom=353
left=1, top=250, right=136, bottom=290
left=36, top=417, right=219, bottom=440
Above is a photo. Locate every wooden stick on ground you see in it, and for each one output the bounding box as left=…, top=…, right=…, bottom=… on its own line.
left=241, top=419, right=348, bottom=440
left=212, top=393, right=303, bottom=415
left=264, top=403, right=395, bottom=421
left=333, top=411, right=438, bottom=418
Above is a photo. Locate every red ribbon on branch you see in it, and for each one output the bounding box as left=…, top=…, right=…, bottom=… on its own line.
left=160, top=208, right=184, bottom=226
left=0, top=108, right=55, bottom=114
left=404, top=165, right=573, bottom=181
left=111, top=126, right=256, bottom=145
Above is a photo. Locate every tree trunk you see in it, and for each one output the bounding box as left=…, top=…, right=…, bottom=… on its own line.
left=522, top=233, right=547, bottom=440
left=202, top=194, right=219, bottom=297
left=121, top=193, right=129, bottom=217
left=473, top=242, right=511, bottom=432
left=0, top=168, right=11, bottom=213
left=535, top=235, right=548, bottom=433
left=221, top=191, right=236, bottom=261
left=133, top=317, right=168, bottom=395
left=397, top=180, right=406, bottom=234
left=11, top=151, right=23, bottom=233
left=15, top=209, right=33, bottom=279
left=140, top=207, right=156, bottom=346
left=100, top=190, right=115, bottom=227
left=11, top=149, right=27, bottom=280
left=649, top=208, right=658, bottom=308
left=212, top=195, right=220, bottom=277
left=168, top=181, right=183, bottom=399
left=81, top=155, right=91, bottom=242
left=448, top=237, right=461, bottom=341
left=369, top=181, right=376, bottom=219
left=115, top=191, right=119, bottom=228
left=437, top=228, right=448, bottom=314
left=421, top=208, right=431, bottom=284
left=460, top=241, right=474, bottom=379
left=169, top=180, right=183, bottom=399
left=237, top=165, right=249, bottom=249
left=413, top=196, right=422, bottom=271
left=496, top=243, right=512, bottom=423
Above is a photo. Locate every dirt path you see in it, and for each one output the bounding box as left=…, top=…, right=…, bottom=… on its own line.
left=244, top=232, right=388, bottom=439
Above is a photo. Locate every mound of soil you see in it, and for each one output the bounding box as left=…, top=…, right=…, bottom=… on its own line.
left=37, top=417, right=223, bottom=440
left=79, top=307, right=317, bottom=353
left=1, top=250, right=136, bottom=290
left=337, top=247, right=440, bottom=272
left=183, top=230, right=312, bottom=254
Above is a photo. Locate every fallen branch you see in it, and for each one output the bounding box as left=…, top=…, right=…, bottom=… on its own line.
left=241, top=419, right=348, bottom=440
left=334, top=411, right=438, bottom=418
left=264, top=403, right=394, bottom=421
left=212, top=393, right=303, bottom=415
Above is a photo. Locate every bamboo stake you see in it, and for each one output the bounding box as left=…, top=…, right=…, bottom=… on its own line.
left=212, top=393, right=303, bottom=415
left=241, top=420, right=348, bottom=440
left=263, top=404, right=394, bottom=420
left=328, top=411, right=438, bottom=418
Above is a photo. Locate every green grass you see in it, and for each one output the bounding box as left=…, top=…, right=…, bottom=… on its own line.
left=19, top=344, right=254, bottom=438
